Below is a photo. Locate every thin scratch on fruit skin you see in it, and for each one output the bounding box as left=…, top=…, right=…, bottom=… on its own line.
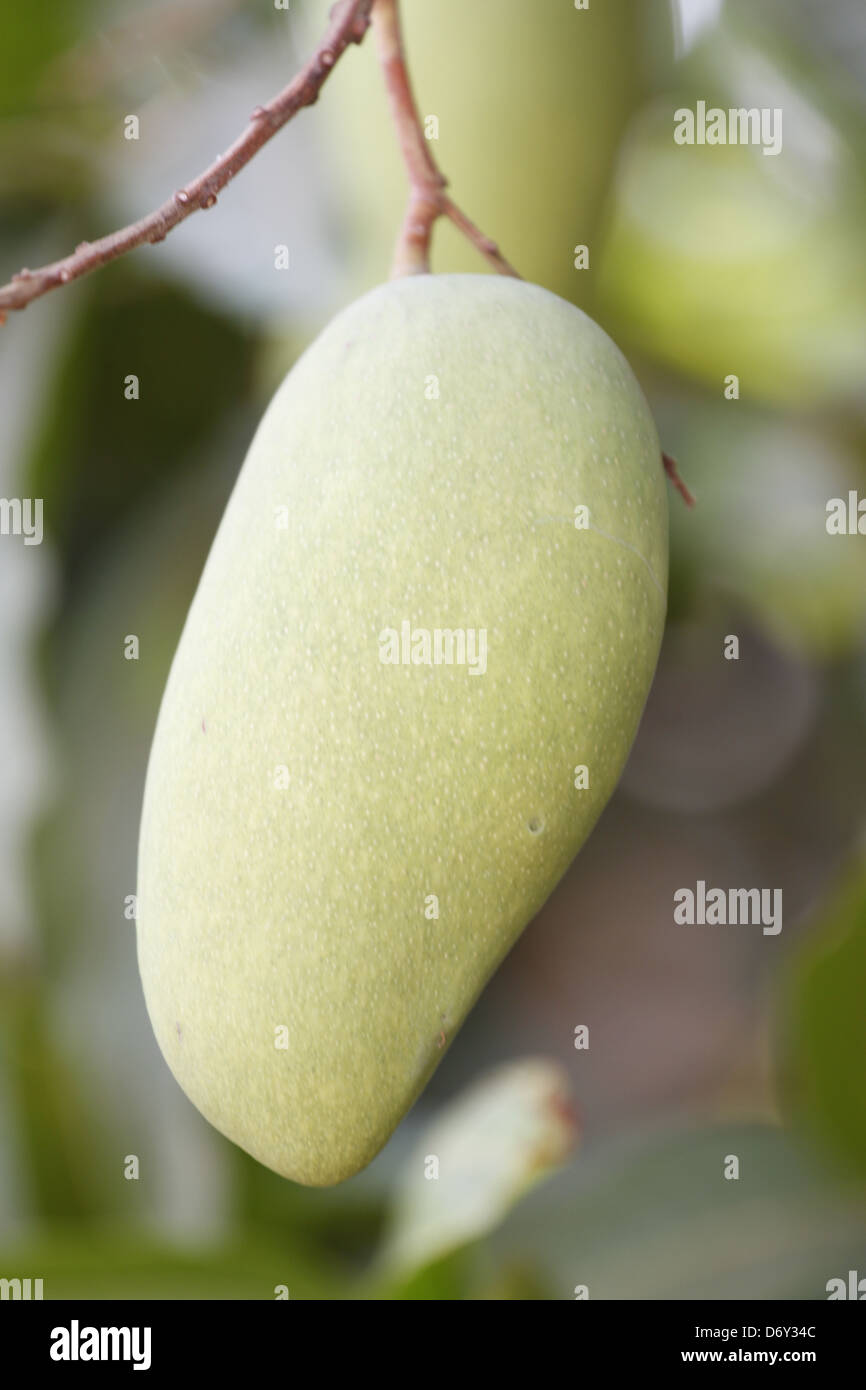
left=588, top=524, right=665, bottom=601
left=532, top=514, right=664, bottom=601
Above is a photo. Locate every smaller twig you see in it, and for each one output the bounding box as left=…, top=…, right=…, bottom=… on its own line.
left=374, top=1, right=689, bottom=502
left=441, top=198, right=516, bottom=279
left=662, top=452, right=696, bottom=508
left=0, top=0, right=374, bottom=320
left=372, top=0, right=519, bottom=280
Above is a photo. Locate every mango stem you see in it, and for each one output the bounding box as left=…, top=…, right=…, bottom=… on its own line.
left=372, top=0, right=520, bottom=280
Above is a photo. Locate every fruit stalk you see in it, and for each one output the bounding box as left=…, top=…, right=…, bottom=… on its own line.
left=372, top=0, right=520, bottom=280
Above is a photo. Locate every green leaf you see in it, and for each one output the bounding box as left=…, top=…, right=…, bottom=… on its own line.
left=0, top=975, right=106, bottom=1223
left=377, top=1059, right=578, bottom=1281
left=26, top=269, right=256, bottom=576
left=0, top=1232, right=336, bottom=1300
left=0, top=5, right=96, bottom=117
left=779, top=858, right=866, bottom=1179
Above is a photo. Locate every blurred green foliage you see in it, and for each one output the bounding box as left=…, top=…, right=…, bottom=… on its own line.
left=492, top=1124, right=866, bottom=1300
left=780, top=860, right=866, bottom=1181
left=0, top=1231, right=339, bottom=1299
left=27, top=269, right=256, bottom=586
left=599, top=2, right=866, bottom=407
left=659, top=397, right=866, bottom=658
left=0, top=974, right=105, bottom=1222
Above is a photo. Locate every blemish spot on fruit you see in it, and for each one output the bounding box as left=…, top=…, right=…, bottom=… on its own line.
left=527, top=817, right=545, bottom=836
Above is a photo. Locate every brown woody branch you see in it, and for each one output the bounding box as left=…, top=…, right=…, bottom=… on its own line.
left=1, top=0, right=692, bottom=510
left=0, top=0, right=375, bottom=320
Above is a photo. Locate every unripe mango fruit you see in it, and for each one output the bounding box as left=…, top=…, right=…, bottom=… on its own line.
left=136, top=275, right=668, bottom=1185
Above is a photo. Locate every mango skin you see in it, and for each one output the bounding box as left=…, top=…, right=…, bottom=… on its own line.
left=136, top=275, right=668, bottom=1186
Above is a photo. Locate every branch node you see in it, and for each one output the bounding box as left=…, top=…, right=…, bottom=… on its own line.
left=373, top=0, right=520, bottom=280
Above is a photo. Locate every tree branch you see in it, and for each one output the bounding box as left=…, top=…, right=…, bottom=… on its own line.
left=372, top=0, right=519, bottom=280
left=1, top=0, right=693, bottom=511
left=0, top=0, right=375, bottom=320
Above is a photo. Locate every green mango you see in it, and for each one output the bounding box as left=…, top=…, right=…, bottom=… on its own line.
left=136, top=274, right=668, bottom=1185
